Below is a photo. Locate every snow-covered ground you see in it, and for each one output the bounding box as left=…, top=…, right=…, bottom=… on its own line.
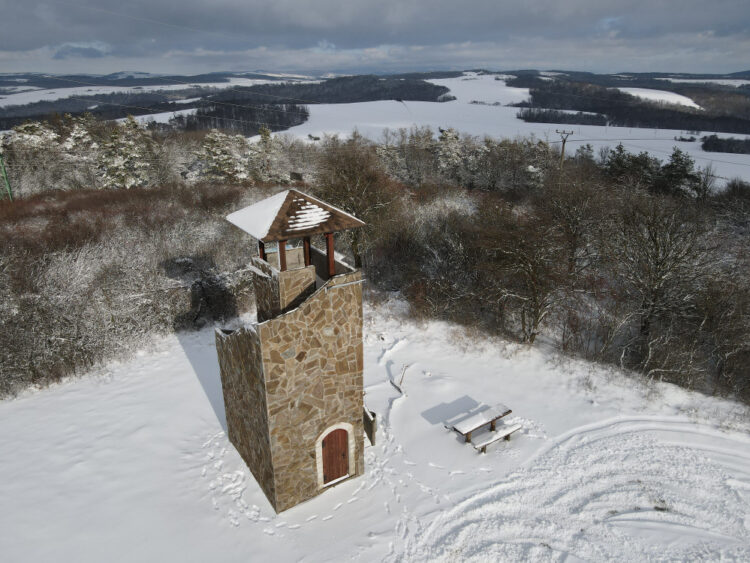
left=284, top=73, right=750, bottom=184
left=1, top=300, right=749, bottom=562
left=657, top=78, right=750, bottom=88
left=617, top=87, right=702, bottom=109
left=117, top=108, right=198, bottom=125
left=0, top=78, right=278, bottom=108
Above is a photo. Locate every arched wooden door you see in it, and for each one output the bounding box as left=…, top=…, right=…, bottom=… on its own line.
left=322, top=428, right=349, bottom=484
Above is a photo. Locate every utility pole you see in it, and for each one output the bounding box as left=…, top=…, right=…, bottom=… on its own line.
left=0, top=152, right=12, bottom=202
left=556, top=129, right=574, bottom=171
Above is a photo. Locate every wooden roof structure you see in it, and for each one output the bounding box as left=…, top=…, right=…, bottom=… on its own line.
left=226, top=189, right=365, bottom=243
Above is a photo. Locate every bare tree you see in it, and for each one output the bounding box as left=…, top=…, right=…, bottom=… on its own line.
left=598, top=194, right=712, bottom=382
left=477, top=202, right=566, bottom=343
left=314, top=131, right=398, bottom=268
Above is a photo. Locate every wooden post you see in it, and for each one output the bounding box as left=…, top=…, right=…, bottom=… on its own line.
left=490, top=419, right=496, bottom=432
left=258, top=240, right=266, bottom=261
left=303, top=237, right=311, bottom=267
left=325, top=233, right=335, bottom=278
left=279, top=239, right=287, bottom=271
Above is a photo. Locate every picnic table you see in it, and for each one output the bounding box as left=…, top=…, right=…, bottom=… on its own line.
left=473, top=424, right=522, bottom=453
left=451, top=403, right=512, bottom=443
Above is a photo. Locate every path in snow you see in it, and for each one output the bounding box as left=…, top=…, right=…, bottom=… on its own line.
left=399, top=417, right=750, bottom=562
left=1, top=302, right=749, bottom=562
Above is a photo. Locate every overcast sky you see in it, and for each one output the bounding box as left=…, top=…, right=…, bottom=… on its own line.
left=1, top=0, right=749, bottom=75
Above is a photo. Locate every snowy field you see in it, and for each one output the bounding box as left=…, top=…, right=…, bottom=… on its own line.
left=118, top=108, right=198, bottom=125
left=617, top=87, right=702, bottom=109
left=657, top=78, right=750, bottom=88
left=0, top=77, right=280, bottom=108
left=3, top=71, right=750, bottom=183
left=285, top=73, right=750, bottom=184
left=1, top=300, right=749, bottom=562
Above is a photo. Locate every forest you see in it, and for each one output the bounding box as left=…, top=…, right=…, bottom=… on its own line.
left=0, top=116, right=748, bottom=409
left=0, top=75, right=452, bottom=131
left=701, top=134, right=750, bottom=154
left=513, top=78, right=750, bottom=134
left=516, top=108, right=607, bottom=126
left=210, top=75, right=452, bottom=105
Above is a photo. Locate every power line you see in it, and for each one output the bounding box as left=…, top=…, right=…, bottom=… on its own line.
left=551, top=137, right=696, bottom=143
left=555, top=129, right=574, bottom=170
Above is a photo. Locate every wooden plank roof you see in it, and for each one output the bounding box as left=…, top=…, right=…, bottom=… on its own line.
left=226, top=189, right=365, bottom=242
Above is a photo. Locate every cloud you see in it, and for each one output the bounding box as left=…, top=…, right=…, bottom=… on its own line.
left=1, top=1, right=749, bottom=74
left=52, top=41, right=112, bottom=60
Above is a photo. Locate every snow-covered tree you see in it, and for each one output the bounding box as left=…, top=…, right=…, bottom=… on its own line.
left=248, top=126, right=288, bottom=184
left=1, top=121, right=62, bottom=197
left=436, top=127, right=463, bottom=182
left=97, top=116, right=155, bottom=189
left=376, top=126, right=436, bottom=187
left=61, top=115, right=99, bottom=157
left=5, top=121, right=59, bottom=150
left=193, top=129, right=251, bottom=183
left=654, top=147, right=698, bottom=196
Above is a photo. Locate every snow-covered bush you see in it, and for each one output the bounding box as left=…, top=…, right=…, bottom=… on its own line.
left=0, top=121, right=63, bottom=197
left=0, top=182, right=254, bottom=397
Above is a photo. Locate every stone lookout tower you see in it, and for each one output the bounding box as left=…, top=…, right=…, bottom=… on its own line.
left=215, top=189, right=371, bottom=513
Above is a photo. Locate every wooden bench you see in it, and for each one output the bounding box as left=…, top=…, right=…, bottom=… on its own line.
left=473, top=424, right=522, bottom=453
left=451, top=404, right=512, bottom=443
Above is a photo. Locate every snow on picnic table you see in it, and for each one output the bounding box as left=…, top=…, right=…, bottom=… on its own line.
left=452, top=404, right=511, bottom=435
left=1, top=301, right=749, bottom=562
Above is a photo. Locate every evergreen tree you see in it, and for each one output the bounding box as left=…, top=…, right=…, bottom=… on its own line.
left=97, top=116, right=154, bottom=189
left=195, top=129, right=251, bottom=183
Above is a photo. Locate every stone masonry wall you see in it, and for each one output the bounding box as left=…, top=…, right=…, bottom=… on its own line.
left=253, top=257, right=316, bottom=321
left=266, top=247, right=305, bottom=271
left=251, top=257, right=280, bottom=323
left=279, top=266, right=316, bottom=312
left=214, top=327, right=276, bottom=506
left=309, top=245, right=351, bottom=280
left=258, top=270, right=364, bottom=512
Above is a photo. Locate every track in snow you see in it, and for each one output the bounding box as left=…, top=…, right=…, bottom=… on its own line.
left=397, top=416, right=750, bottom=562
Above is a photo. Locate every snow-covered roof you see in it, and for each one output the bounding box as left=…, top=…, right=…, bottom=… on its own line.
left=226, top=189, right=365, bottom=242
